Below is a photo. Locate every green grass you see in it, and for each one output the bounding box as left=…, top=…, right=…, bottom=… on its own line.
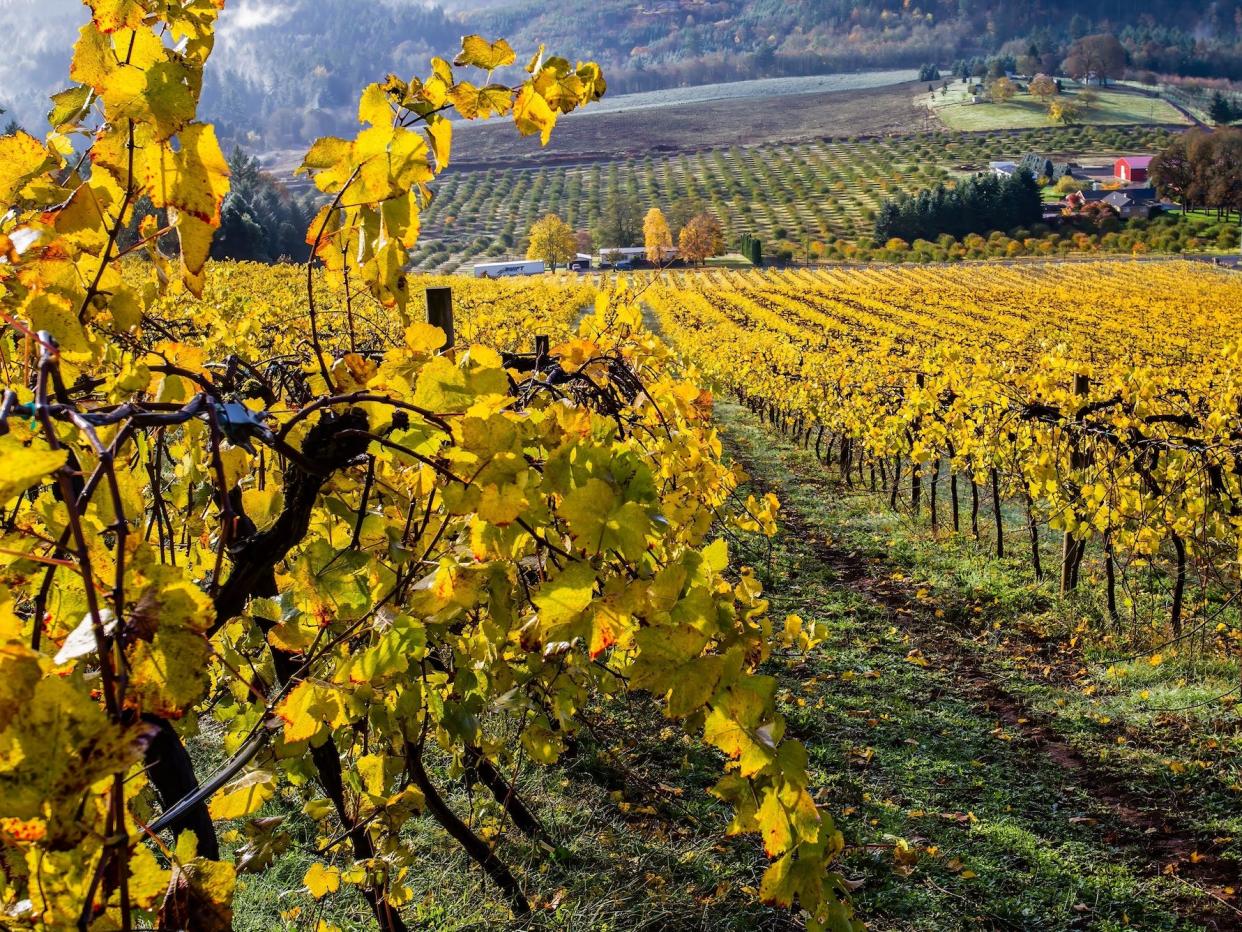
left=713, top=398, right=1241, bottom=930
left=925, top=83, right=1189, bottom=132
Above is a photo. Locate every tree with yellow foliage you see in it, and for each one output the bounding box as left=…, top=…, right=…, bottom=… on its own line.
left=678, top=212, right=723, bottom=265
left=989, top=76, right=1017, bottom=104
left=527, top=213, right=576, bottom=269
left=643, top=207, right=673, bottom=264
left=1048, top=97, right=1083, bottom=124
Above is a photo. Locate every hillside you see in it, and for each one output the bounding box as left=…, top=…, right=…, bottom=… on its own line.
left=411, top=124, right=1178, bottom=272
left=2, top=0, right=1241, bottom=150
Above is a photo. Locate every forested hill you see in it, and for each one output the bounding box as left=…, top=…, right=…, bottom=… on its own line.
left=2, top=0, right=1240, bottom=149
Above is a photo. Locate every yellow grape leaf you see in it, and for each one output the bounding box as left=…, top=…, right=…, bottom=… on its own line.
left=534, top=67, right=588, bottom=113
left=454, top=35, right=516, bottom=71
left=118, top=565, right=213, bottom=712
left=70, top=23, right=196, bottom=138
left=128, top=844, right=171, bottom=909
left=276, top=681, right=341, bottom=743
left=757, top=788, right=793, bottom=857
left=425, top=117, right=451, bottom=169
left=48, top=85, right=93, bottom=129
left=105, top=58, right=197, bottom=138
left=629, top=625, right=711, bottom=696
left=25, top=293, right=92, bottom=354
left=0, top=432, right=67, bottom=504
left=355, top=753, right=393, bottom=798
left=552, top=337, right=598, bottom=373
left=412, top=354, right=507, bottom=412
left=90, top=0, right=147, bottom=32
left=241, top=487, right=283, bottom=532
left=357, top=83, right=392, bottom=128
left=560, top=478, right=650, bottom=561
left=574, top=61, right=607, bottom=101
left=94, top=122, right=230, bottom=224
left=267, top=617, right=316, bottom=653
left=702, top=538, right=729, bottom=573
left=207, top=770, right=276, bottom=821
left=404, top=321, right=447, bottom=354
left=304, top=862, right=341, bottom=899
left=160, top=122, right=231, bottom=223
left=0, top=646, right=42, bottom=731
left=588, top=602, right=627, bottom=659
left=532, top=560, right=595, bottom=626
left=298, top=136, right=355, bottom=194
left=53, top=183, right=110, bottom=252
left=512, top=84, right=556, bottom=145
left=127, top=627, right=211, bottom=715
left=759, top=851, right=794, bottom=906
left=384, top=127, right=434, bottom=192
left=476, top=481, right=526, bottom=527
left=666, top=654, right=725, bottom=717
left=447, top=82, right=512, bottom=120
left=173, top=209, right=216, bottom=296
left=420, top=71, right=450, bottom=108
left=520, top=723, right=564, bottom=764
left=0, top=131, right=51, bottom=203
left=703, top=678, right=780, bottom=777
left=525, top=43, right=546, bottom=74
left=69, top=22, right=115, bottom=88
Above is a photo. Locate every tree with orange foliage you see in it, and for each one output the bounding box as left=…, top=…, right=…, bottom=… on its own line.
left=678, top=212, right=723, bottom=265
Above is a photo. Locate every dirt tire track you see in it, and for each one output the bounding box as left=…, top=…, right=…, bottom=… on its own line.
left=726, top=430, right=1242, bottom=930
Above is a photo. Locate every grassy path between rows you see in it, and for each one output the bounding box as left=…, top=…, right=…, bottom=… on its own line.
left=714, top=398, right=1240, bottom=931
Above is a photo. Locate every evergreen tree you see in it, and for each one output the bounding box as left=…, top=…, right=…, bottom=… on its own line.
left=1209, top=92, right=1236, bottom=125
left=874, top=169, right=1042, bottom=244
left=210, top=148, right=316, bottom=263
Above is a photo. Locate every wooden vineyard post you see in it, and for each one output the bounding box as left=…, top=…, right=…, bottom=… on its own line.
left=1060, top=373, right=1090, bottom=595
left=970, top=477, right=980, bottom=539
left=947, top=442, right=960, bottom=533
left=427, top=287, right=455, bottom=354
left=991, top=468, right=1004, bottom=558
left=911, top=373, right=925, bottom=516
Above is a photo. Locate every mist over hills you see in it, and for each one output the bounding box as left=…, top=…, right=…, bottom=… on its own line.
left=2, top=0, right=1240, bottom=150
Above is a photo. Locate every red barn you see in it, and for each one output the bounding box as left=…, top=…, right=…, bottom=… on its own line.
left=1114, top=156, right=1153, bottom=184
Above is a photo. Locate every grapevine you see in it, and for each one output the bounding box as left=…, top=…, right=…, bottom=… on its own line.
left=0, top=4, right=857, bottom=931
left=647, top=262, right=1242, bottom=639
